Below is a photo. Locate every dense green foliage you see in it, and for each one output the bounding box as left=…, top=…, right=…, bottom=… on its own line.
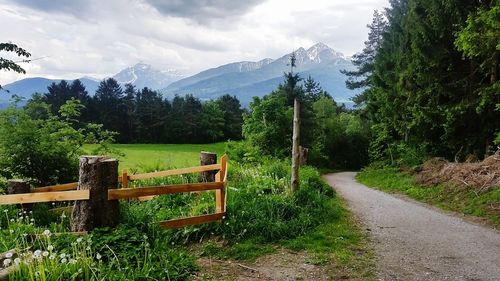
left=349, top=0, right=499, bottom=163
left=357, top=167, right=500, bottom=227
left=0, top=99, right=114, bottom=186
left=39, top=79, right=244, bottom=144
left=243, top=70, right=370, bottom=169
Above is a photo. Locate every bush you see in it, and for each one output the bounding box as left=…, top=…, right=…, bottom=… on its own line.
left=0, top=99, right=115, bottom=186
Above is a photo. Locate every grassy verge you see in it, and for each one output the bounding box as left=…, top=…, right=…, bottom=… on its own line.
left=356, top=167, right=500, bottom=228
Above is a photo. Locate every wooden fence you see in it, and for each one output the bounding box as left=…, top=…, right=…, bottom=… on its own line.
left=0, top=155, right=228, bottom=229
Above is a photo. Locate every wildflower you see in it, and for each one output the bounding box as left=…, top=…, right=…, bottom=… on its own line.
left=60, top=253, right=66, bottom=259
left=3, top=209, right=7, bottom=213
left=9, top=229, right=14, bottom=234
left=76, top=238, right=83, bottom=243
left=14, top=258, right=21, bottom=265
left=10, top=219, right=14, bottom=222
left=96, top=253, right=102, bottom=260
left=43, top=229, right=51, bottom=237
left=3, top=259, right=11, bottom=267
left=86, top=246, right=90, bottom=251
left=5, top=252, right=13, bottom=258
left=69, top=259, right=77, bottom=264
left=48, top=245, right=54, bottom=251
left=43, top=251, right=49, bottom=257
left=49, top=254, right=55, bottom=260
left=61, top=258, right=67, bottom=263
left=34, top=250, right=42, bottom=258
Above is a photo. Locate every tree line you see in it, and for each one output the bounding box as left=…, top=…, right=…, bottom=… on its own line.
left=34, top=78, right=244, bottom=144
left=344, top=0, right=499, bottom=164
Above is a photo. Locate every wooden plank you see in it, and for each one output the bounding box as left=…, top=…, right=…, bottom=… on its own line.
left=159, top=212, right=225, bottom=228
left=0, top=190, right=89, bottom=205
left=108, top=182, right=223, bottom=200
left=129, top=164, right=221, bottom=180
left=33, top=182, right=78, bottom=193
left=216, top=155, right=228, bottom=212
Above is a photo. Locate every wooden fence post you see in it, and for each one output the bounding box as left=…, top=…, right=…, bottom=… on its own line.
left=7, top=179, right=32, bottom=210
left=299, top=146, right=309, bottom=166
left=200, top=152, right=217, bottom=182
left=215, top=155, right=227, bottom=213
left=71, top=156, right=120, bottom=232
left=121, top=169, right=128, bottom=189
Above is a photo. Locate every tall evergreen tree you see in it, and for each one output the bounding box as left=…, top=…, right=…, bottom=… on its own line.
left=93, top=78, right=127, bottom=141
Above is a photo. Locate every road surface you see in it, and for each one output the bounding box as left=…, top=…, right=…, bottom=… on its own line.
left=323, top=172, right=500, bottom=281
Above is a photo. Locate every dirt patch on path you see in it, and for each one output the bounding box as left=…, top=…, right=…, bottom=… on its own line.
left=194, top=249, right=330, bottom=281
left=324, top=172, right=500, bottom=281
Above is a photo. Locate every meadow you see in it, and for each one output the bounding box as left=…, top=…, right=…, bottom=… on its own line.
left=84, top=142, right=227, bottom=171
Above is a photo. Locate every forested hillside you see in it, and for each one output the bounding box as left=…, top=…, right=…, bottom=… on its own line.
left=346, top=0, right=499, bottom=163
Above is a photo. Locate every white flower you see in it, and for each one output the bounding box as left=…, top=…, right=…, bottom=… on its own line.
left=3, top=259, right=11, bottom=267
left=86, top=246, right=90, bottom=251
left=42, top=251, right=49, bottom=257
left=5, top=252, right=13, bottom=258
left=48, top=245, right=54, bottom=251
left=59, top=253, right=66, bottom=259
left=61, top=258, right=67, bottom=264
left=14, top=258, right=21, bottom=265
left=9, top=229, right=14, bottom=234
left=49, top=254, right=55, bottom=260
left=34, top=250, right=42, bottom=258
left=42, top=229, right=51, bottom=237
left=76, top=238, right=83, bottom=243
left=10, top=219, right=14, bottom=222
left=96, top=253, right=101, bottom=260
left=69, top=259, right=77, bottom=264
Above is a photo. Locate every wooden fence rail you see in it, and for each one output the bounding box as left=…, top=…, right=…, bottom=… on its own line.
left=0, top=154, right=228, bottom=229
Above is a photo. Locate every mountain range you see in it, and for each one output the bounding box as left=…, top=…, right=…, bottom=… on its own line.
left=1, top=43, right=358, bottom=107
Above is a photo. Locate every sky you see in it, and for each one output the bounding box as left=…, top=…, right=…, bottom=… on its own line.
left=0, top=0, right=388, bottom=85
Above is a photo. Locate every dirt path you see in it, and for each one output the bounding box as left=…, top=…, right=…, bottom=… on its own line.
left=323, top=172, right=500, bottom=281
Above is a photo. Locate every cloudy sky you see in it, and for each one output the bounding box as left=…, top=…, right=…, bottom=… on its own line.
left=0, top=0, right=388, bottom=85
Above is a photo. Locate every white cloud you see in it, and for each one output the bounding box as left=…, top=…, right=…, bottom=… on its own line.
left=0, top=0, right=388, bottom=85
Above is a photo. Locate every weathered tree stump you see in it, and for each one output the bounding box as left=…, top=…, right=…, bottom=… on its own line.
left=7, top=179, right=32, bottom=210
left=71, top=156, right=120, bottom=232
left=299, top=146, right=309, bottom=166
left=200, top=152, right=217, bottom=182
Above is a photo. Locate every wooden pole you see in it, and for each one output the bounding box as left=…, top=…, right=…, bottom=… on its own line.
left=7, top=179, right=32, bottom=210
left=200, top=152, right=217, bottom=182
left=71, top=156, right=120, bottom=232
left=291, top=98, right=300, bottom=192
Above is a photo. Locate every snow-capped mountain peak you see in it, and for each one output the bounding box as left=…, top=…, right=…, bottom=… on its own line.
left=112, top=63, right=184, bottom=90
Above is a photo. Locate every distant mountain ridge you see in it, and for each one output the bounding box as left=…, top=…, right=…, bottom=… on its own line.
left=1, top=42, right=358, bottom=107
left=162, top=42, right=358, bottom=105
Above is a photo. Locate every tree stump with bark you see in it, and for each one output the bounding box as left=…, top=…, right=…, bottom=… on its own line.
left=71, top=156, right=120, bottom=232
left=200, top=152, right=217, bottom=182
left=7, top=179, right=32, bottom=210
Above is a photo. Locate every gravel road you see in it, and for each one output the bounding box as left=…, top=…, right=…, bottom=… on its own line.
left=323, top=172, right=500, bottom=281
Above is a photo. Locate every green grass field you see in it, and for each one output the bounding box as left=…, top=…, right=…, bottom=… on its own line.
left=84, top=143, right=227, bottom=172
